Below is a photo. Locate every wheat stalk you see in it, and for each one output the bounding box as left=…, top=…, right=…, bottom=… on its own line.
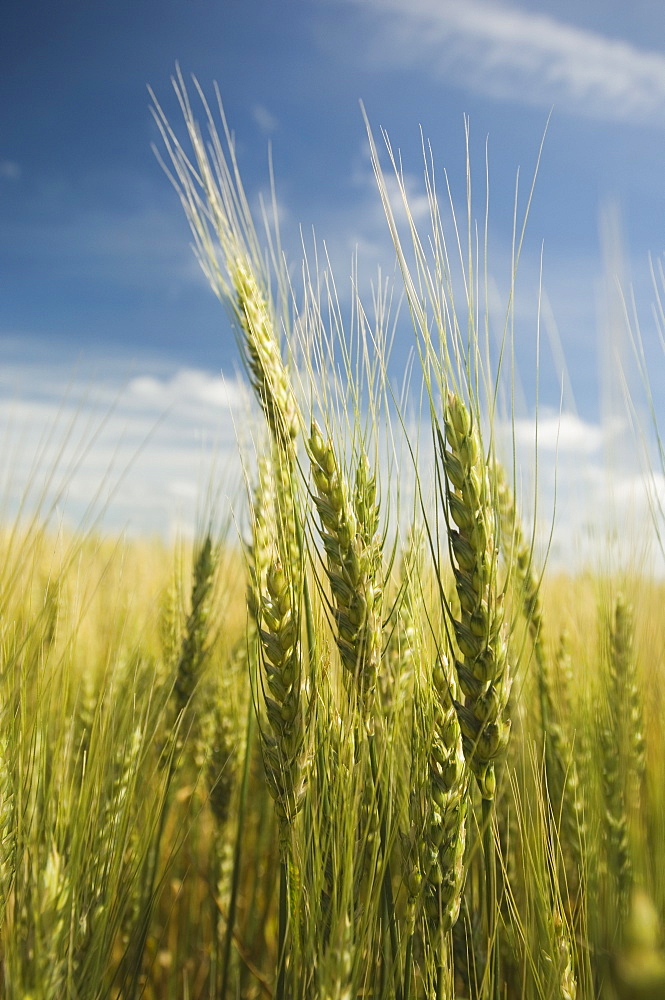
left=497, top=464, right=585, bottom=905
left=0, top=733, right=15, bottom=929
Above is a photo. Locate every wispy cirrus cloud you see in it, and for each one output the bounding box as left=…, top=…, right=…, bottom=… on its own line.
left=346, top=0, right=665, bottom=124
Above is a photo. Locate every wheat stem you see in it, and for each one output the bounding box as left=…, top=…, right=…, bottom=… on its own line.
left=219, top=693, right=255, bottom=1000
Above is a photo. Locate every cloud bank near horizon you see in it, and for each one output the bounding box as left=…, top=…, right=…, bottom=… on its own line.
left=2, top=348, right=662, bottom=571
left=0, top=360, right=250, bottom=541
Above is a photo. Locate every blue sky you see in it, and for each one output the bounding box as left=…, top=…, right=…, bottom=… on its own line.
left=3, top=0, right=665, bottom=558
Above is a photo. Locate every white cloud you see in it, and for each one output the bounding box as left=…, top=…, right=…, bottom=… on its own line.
left=252, top=104, right=279, bottom=135
left=501, top=406, right=665, bottom=572
left=0, top=360, right=251, bottom=541
left=346, top=0, right=665, bottom=123
left=127, top=369, right=246, bottom=412
left=3, top=344, right=663, bottom=571
left=513, top=411, right=604, bottom=453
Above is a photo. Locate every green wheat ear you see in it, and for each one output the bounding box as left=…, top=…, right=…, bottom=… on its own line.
left=602, top=594, right=644, bottom=920
left=173, top=534, right=217, bottom=721
left=232, top=257, right=300, bottom=449
left=405, top=653, right=468, bottom=935
left=308, top=421, right=383, bottom=703
left=611, top=595, right=646, bottom=816
left=257, top=560, right=306, bottom=844
left=441, top=392, right=511, bottom=799
left=246, top=456, right=306, bottom=857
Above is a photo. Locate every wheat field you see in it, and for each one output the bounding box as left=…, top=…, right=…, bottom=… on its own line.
left=1, top=75, right=664, bottom=1000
